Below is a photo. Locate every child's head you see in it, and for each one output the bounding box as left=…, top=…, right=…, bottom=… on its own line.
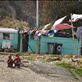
left=8, top=55, right=12, bottom=59
left=16, top=54, right=20, bottom=57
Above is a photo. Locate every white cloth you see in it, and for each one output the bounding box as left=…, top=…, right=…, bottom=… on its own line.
left=43, top=23, right=51, bottom=30
left=2, top=41, right=11, bottom=49
left=52, top=16, right=67, bottom=30
left=71, top=14, right=82, bottom=22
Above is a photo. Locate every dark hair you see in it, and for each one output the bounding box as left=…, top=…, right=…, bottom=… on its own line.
left=8, top=55, right=12, bottom=59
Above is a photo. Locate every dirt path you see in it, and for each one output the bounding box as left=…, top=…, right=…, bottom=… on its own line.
left=28, top=61, right=81, bottom=82
left=0, top=55, right=81, bottom=82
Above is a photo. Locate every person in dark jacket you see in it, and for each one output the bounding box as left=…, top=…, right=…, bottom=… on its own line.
left=7, top=55, right=13, bottom=68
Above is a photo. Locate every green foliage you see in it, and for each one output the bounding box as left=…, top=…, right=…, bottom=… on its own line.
left=0, top=17, right=29, bottom=28
left=56, top=63, right=82, bottom=77
left=56, top=63, right=75, bottom=69
left=75, top=68, right=82, bottom=76
left=39, top=0, right=82, bottom=33
left=0, top=8, right=9, bottom=17
left=0, top=1, right=82, bottom=28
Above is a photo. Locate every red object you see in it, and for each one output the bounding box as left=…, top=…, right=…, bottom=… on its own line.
left=54, top=23, right=75, bottom=31
left=14, top=55, right=21, bottom=63
left=14, top=55, right=21, bottom=68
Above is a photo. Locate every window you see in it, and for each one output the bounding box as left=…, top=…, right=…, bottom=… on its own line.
left=3, top=33, right=10, bottom=40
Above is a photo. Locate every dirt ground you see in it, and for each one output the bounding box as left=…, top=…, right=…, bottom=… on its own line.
left=0, top=55, right=81, bottom=82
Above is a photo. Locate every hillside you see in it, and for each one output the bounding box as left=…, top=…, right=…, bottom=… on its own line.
left=0, top=0, right=82, bottom=28
left=0, top=0, right=36, bottom=27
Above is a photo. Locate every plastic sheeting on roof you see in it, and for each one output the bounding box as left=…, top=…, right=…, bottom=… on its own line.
left=76, top=26, right=82, bottom=39
left=0, top=28, right=18, bottom=33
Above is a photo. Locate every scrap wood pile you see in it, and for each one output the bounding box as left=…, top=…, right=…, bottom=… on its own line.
left=22, top=54, right=62, bottom=62
left=22, top=54, right=82, bottom=68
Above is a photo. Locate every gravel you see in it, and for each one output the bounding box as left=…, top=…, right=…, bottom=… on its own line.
left=0, top=55, right=81, bottom=82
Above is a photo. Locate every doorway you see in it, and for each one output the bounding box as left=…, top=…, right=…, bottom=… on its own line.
left=22, top=33, right=28, bottom=52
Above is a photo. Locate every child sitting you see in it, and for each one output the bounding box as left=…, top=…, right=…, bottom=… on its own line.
left=14, top=54, right=21, bottom=68
left=7, top=55, right=13, bottom=68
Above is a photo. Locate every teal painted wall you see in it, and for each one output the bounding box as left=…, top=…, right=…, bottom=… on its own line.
left=0, top=33, right=18, bottom=49
left=28, top=35, right=80, bottom=55
left=28, top=35, right=36, bottom=53
left=40, top=36, right=80, bottom=55
left=11, top=33, right=18, bottom=49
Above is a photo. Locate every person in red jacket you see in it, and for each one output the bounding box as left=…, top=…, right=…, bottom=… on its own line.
left=14, top=54, right=21, bottom=68
left=7, top=55, right=13, bottom=68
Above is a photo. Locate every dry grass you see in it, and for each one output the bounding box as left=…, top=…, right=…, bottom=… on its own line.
left=0, top=17, right=29, bottom=28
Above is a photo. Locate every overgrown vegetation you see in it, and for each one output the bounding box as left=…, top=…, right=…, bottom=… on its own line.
left=56, top=63, right=82, bottom=77
left=0, top=17, right=29, bottom=28
left=75, top=68, right=82, bottom=76
left=56, top=63, right=75, bottom=69
left=0, top=0, right=82, bottom=27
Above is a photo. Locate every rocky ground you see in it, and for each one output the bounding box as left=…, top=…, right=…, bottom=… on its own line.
left=0, top=55, right=81, bottom=82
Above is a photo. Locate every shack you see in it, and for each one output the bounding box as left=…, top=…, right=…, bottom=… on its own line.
left=28, top=35, right=80, bottom=55
left=0, top=28, right=19, bottom=51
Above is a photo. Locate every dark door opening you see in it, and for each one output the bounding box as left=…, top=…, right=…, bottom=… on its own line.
left=47, top=43, right=62, bottom=54
left=22, top=33, right=28, bottom=52
left=54, top=43, right=62, bottom=54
